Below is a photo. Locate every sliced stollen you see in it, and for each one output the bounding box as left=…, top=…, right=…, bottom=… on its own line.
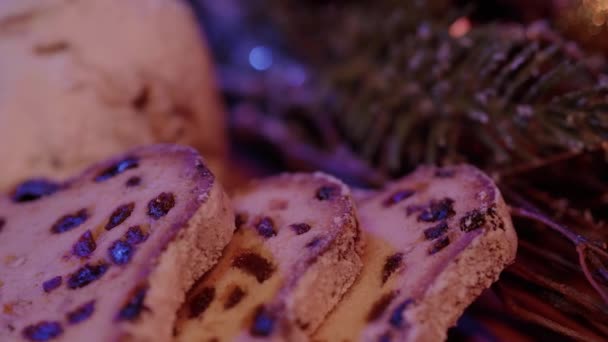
left=314, top=165, right=517, bottom=342
left=175, top=173, right=363, bottom=341
left=0, top=144, right=234, bottom=341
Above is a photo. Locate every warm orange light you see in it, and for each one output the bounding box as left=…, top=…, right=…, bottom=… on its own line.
left=449, top=17, right=471, bottom=38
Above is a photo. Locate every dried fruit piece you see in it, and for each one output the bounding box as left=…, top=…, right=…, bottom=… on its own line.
left=423, top=221, right=449, bottom=240
left=232, top=252, right=275, bottom=283
left=108, top=240, right=134, bottom=265
left=95, top=157, right=139, bottom=182
left=460, top=209, right=487, bottom=232
left=290, top=223, right=311, bottom=235
left=116, top=286, right=148, bottom=321
left=235, top=213, right=248, bottom=230
left=367, top=292, right=397, bottom=322
left=434, top=169, right=455, bottom=178
left=250, top=306, right=275, bottom=337
left=189, top=287, right=215, bottom=318
left=12, top=179, right=60, bottom=203
left=389, top=299, right=414, bottom=328
left=379, top=332, right=393, bottom=342
left=305, top=236, right=324, bottom=249
left=382, top=253, right=403, bottom=284
left=67, top=300, right=96, bottom=324
left=428, top=236, right=450, bottom=255
left=22, top=321, right=63, bottom=341
left=382, top=190, right=415, bottom=207
left=42, top=276, right=62, bottom=293
left=105, top=203, right=135, bottom=230
left=125, top=176, right=141, bottom=187
left=254, top=217, right=276, bottom=238
left=147, top=192, right=175, bottom=219
left=67, top=262, right=109, bottom=289
left=315, top=185, right=341, bottom=201
left=72, top=231, right=96, bottom=258
left=124, top=226, right=148, bottom=244
left=51, top=209, right=88, bottom=234
left=224, top=287, right=246, bottom=309
left=417, top=198, right=455, bottom=222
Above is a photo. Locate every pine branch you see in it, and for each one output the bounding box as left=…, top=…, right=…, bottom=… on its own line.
left=267, top=1, right=608, bottom=179
left=510, top=206, right=608, bottom=303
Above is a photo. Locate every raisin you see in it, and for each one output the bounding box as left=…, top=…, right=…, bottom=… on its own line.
left=305, top=236, right=324, bottom=249
left=0, top=217, right=5, bottom=233
left=382, top=253, right=403, bottom=284
left=66, top=300, right=95, bottom=324
left=189, top=287, right=215, bottom=318
left=125, top=176, right=141, bottom=187
left=67, top=262, right=109, bottom=289
left=42, top=276, right=62, bottom=293
left=106, top=203, right=135, bottom=230
left=147, top=192, right=175, bottom=219
left=255, top=217, right=276, bottom=238
left=108, top=240, right=134, bottom=265
left=367, top=292, right=396, bottom=322
left=196, top=160, right=212, bottom=178
left=33, top=41, right=69, bottom=55
left=235, top=213, right=248, bottom=230
left=423, top=221, right=449, bottom=240
left=22, top=321, right=63, bottom=341
left=250, top=306, right=275, bottom=337
left=116, top=286, right=148, bottom=321
left=95, top=157, right=139, bottom=182
left=124, top=226, right=148, bottom=244
left=382, top=190, right=415, bottom=207
left=72, top=231, right=96, bottom=258
left=232, top=252, right=275, bottom=283
left=12, top=179, right=60, bottom=203
left=379, top=332, right=392, bottom=342
left=132, top=87, right=149, bottom=110
left=417, top=198, right=455, bottom=222
left=224, top=286, right=246, bottom=309
left=389, top=298, right=414, bottom=327
left=51, top=209, right=88, bottom=234
left=428, top=236, right=450, bottom=255
left=460, top=209, right=486, bottom=232
left=290, top=223, right=311, bottom=235
left=315, top=185, right=340, bottom=201
left=296, top=319, right=310, bottom=330
left=434, top=168, right=455, bottom=178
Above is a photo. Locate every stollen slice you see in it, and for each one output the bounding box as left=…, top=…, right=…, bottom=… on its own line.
left=0, top=144, right=234, bottom=341
left=314, top=165, right=517, bottom=342
left=175, top=173, right=362, bottom=341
